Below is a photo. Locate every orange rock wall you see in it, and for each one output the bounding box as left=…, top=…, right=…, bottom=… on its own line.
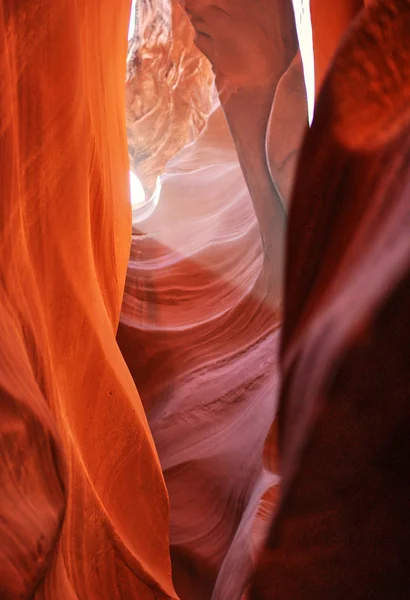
left=0, top=1, right=176, bottom=598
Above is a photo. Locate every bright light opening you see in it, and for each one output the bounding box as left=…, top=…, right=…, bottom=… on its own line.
left=128, top=0, right=136, bottom=41
left=129, top=170, right=146, bottom=210
left=292, top=0, right=315, bottom=124
left=128, top=3, right=146, bottom=212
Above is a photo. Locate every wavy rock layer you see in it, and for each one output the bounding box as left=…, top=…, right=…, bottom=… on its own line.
left=119, top=2, right=307, bottom=599
left=118, top=97, right=281, bottom=600
left=0, top=1, right=176, bottom=598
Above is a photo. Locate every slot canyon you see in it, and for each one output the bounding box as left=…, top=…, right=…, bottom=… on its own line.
left=1, top=0, right=409, bottom=599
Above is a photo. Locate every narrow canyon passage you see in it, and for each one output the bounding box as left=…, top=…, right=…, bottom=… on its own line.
left=118, top=2, right=308, bottom=598
left=1, top=1, right=409, bottom=599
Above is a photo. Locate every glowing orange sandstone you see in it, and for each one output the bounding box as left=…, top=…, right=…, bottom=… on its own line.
left=0, top=1, right=176, bottom=598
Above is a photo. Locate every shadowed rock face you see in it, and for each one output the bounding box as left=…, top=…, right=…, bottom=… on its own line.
left=251, top=1, right=410, bottom=597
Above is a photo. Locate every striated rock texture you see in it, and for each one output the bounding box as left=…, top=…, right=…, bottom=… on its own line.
left=119, top=1, right=307, bottom=599
left=0, top=1, right=176, bottom=598
left=251, top=0, right=410, bottom=597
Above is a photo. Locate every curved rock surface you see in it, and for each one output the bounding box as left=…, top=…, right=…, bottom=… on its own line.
left=0, top=1, right=176, bottom=598
left=251, top=0, right=410, bottom=597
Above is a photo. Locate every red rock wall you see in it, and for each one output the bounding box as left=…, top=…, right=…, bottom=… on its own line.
left=251, top=1, right=410, bottom=597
